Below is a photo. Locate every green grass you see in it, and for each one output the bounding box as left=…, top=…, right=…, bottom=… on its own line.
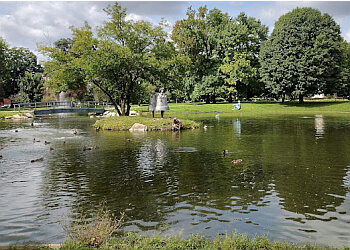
left=0, top=110, right=20, bottom=118
left=56, top=232, right=345, bottom=249
left=94, top=116, right=200, bottom=131
left=95, top=100, right=350, bottom=130
left=132, top=100, right=350, bottom=115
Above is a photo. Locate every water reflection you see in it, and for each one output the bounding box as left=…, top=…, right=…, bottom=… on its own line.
left=233, top=119, right=241, bottom=137
left=315, top=115, right=325, bottom=139
left=1, top=114, right=350, bottom=247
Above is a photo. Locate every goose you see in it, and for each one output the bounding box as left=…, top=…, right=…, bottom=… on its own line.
left=222, top=150, right=229, bottom=156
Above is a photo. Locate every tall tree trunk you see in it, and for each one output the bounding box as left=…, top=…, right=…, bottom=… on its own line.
left=205, top=94, right=210, bottom=104
left=120, top=99, right=126, bottom=116
left=228, top=93, right=233, bottom=103
left=299, top=94, right=304, bottom=104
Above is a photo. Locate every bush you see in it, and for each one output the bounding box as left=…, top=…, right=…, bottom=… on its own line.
left=61, top=204, right=124, bottom=248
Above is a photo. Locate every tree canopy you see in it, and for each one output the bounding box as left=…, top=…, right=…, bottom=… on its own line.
left=172, top=7, right=268, bottom=103
left=259, top=7, right=349, bottom=103
left=0, top=38, right=42, bottom=102
left=40, top=3, right=187, bottom=116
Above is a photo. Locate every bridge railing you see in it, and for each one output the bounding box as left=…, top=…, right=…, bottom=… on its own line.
left=14, top=101, right=113, bottom=112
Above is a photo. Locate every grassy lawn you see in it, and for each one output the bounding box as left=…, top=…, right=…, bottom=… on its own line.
left=132, top=100, right=350, bottom=115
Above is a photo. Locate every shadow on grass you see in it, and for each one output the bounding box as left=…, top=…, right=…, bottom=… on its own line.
left=280, top=101, right=347, bottom=108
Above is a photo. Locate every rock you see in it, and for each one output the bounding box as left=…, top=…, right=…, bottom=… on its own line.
left=12, top=114, right=27, bottom=119
left=129, top=123, right=148, bottom=132
left=25, top=113, right=33, bottom=118
left=12, top=114, right=23, bottom=119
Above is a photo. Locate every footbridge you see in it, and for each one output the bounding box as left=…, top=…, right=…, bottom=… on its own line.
left=14, top=101, right=112, bottom=115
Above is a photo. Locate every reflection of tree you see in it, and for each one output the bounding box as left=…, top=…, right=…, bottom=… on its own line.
left=39, top=115, right=350, bottom=236
left=259, top=116, right=349, bottom=222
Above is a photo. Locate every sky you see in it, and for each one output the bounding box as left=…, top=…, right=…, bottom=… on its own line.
left=1, top=1, right=350, bottom=62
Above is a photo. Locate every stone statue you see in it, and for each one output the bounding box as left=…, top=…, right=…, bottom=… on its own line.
left=232, top=100, right=241, bottom=110
left=148, top=90, right=156, bottom=117
left=155, top=88, right=169, bottom=118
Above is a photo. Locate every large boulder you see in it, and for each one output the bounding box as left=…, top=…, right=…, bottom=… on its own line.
left=129, top=123, right=147, bottom=132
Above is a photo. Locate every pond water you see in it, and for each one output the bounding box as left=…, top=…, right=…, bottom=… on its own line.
left=1, top=113, right=350, bottom=247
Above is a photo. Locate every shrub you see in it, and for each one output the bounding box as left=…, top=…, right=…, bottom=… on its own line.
left=61, top=205, right=124, bottom=248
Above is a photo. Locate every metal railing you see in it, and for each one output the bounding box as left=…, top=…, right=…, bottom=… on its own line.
left=14, top=101, right=113, bottom=112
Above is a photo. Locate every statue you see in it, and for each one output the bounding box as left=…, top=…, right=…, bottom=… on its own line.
left=148, top=89, right=169, bottom=118
left=232, top=100, right=241, bottom=110
left=155, top=88, right=169, bottom=118
left=148, top=90, right=156, bottom=117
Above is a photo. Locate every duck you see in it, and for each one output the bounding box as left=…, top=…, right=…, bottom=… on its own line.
left=31, top=157, right=44, bottom=163
left=44, top=141, right=51, bottom=145
left=33, top=138, right=40, bottom=143
left=0, top=146, right=3, bottom=150
left=83, top=146, right=93, bottom=151
left=94, top=145, right=100, bottom=149
left=50, top=147, right=54, bottom=151
left=232, top=159, right=243, bottom=165
left=124, top=138, right=132, bottom=142
left=73, top=129, right=78, bottom=135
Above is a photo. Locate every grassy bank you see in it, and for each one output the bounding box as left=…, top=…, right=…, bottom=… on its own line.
left=132, top=100, right=350, bottom=115
left=5, top=233, right=343, bottom=249
left=94, top=100, right=350, bottom=130
left=94, top=116, right=200, bottom=131
left=0, top=110, right=20, bottom=118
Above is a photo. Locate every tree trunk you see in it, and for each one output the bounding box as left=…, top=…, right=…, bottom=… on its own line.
left=299, top=94, right=304, bottom=104
left=120, top=99, right=126, bottom=116
left=205, top=94, right=210, bottom=104
left=228, top=93, right=233, bottom=103
left=212, top=94, right=216, bottom=104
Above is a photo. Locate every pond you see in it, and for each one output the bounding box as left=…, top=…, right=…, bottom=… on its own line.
left=1, top=113, right=350, bottom=247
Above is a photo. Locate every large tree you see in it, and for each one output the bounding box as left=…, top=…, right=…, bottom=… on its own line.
left=40, top=3, right=185, bottom=116
left=172, top=6, right=229, bottom=103
left=0, top=38, right=9, bottom=101
left=17, top=72, right=45, bottom=103
left=217, top=13, right=268, bottom=101
left=260, top=7, right=348, bottom=103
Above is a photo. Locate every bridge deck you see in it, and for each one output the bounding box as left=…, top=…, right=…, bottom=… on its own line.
left=34, top=108, right=105, bottom=115
left=14, top=101, right=111, bottom=115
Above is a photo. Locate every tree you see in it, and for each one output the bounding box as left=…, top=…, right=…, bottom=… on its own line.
left=17, top=72, right=45, bottom=103
left=259, top=7, right=348, bottom=103
left=217, top=13, right=268, bottom=101
left=6, top=47, right=43, bottom=99
left=172, top=6, right=229, bottom=103
left=40, top=3, right=183, bottom=116
left=0, top=38, right=9, bottom=102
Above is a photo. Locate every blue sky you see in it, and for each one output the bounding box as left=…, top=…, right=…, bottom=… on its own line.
left=1, top=1, right=350, bottom=62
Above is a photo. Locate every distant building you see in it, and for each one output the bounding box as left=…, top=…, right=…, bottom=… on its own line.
left=0, top=98, right=11, bottom=107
